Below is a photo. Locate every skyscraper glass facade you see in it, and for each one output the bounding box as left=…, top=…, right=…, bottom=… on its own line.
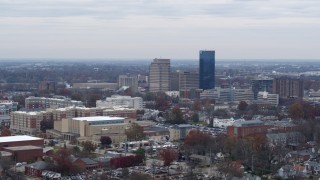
left=199, top=50, right=215, bottom=90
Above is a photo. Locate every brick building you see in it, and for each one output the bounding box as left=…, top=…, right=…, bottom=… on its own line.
left=25, top=161, right=49, bottom=177
left=10, top=111, right=52, bottom=135
left=0, top=135, right=44, bottom=162
left=227, top=120, right=273, bottom=138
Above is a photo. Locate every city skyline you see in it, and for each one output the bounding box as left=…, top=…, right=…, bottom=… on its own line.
left=0, top=0, right=319, bottom=60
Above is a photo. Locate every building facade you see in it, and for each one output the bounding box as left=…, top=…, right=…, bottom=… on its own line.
left=252, top=77, right=273, bottom=99
left=118, top=75, right=138, bottom=93
left=38, top=81, right=56, bottom=93
left=10, top=111, right=52, bottom=134
left=103, top=108, right=137, bottom=119
left=169, top=124, right=194, bottom=141
left=96, top=95, right=144, bottom=110
left=257, top=91, right=279, bottom=106
left=273, top=77, right=304, bottom=98
left=233, top=89, right=254, bottom=103
left=25, top=96, right=84, bottom=109
left=199, top=50, right=215, bottom=90
left=227, top=120, right=273, bottom=138
left=179, top=71, right=199, bottom=91
left=149, top=58, right=170, bottom=92
left=0, top=100, right=18, bottom=115
left=54, top=116, right=129, bottom=139
left=0, top=100, right=18, bottom=127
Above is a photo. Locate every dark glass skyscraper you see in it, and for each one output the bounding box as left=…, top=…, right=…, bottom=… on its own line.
left=199, top=50, right=215, bottom=90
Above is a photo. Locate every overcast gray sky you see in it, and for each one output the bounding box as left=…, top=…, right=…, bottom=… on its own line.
left=0, top=0, right=319, bottom=60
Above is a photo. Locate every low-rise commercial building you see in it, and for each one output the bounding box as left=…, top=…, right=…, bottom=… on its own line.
left=54, top=116, right=130, bottom=140
left=0, top=135, right=44, bottom=162
left=96, top=95, right=144, bottom=110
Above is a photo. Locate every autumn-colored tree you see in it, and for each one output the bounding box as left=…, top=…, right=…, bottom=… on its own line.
left=217, top=159, right=243, bottom=179
left=155, top=96, right=169, bottom=111
left=301, top=103, right=316, bottom=120
left=100, top=136, right=112, bottom=147
left=125, top=123, right=145, bottom=141
left=1, top=127, right=11, bottom=136
left=82, top=141, right=97, bottom=153
left=192, top=100, right=202, bottom=111
left=53, top=148, right=83, bottom=175
left=288, top=102, right=304, bottom=121
left=246, top=134, right=267, bottom=152
left=160, top=148, right=178, bottom=165
left=159, top=147, right=178, bottom=174
left=184, top=129, right=213, bottom=155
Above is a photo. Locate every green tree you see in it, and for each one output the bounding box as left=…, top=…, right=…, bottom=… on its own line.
left=169, top=106, right=185, bottom=124
left=134, top=148, right=146, bottom=160
left=82, top=141, right=97, bottom=153
left=191, top=113, right=199, bottom=123
left=100, top=136, right=112, bottom=148
left=72, top=146, right=81, bottom=156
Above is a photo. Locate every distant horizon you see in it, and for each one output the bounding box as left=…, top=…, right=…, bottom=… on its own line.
left=0, top=58, right=319, bottom=62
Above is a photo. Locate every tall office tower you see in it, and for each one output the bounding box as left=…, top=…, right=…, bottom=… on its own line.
left=179, top=71, right=199, bottom=98
left=149, top=58, right=170, bottom=92
left=170, top=71, right=180, bottom=91
left=179, top=71, right=199, bottom=91
left=39, top=81, right=56, bottom=93
left=273, top=77, right=304, bottom=98
left=118, top=75, right=138, bottom=92
left=199, top=50, right=215, bottom=90
left=252, top=77, right=274, bottom=99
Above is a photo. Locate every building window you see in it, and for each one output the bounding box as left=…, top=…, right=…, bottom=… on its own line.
left=234, top=128, right=238, bottom=136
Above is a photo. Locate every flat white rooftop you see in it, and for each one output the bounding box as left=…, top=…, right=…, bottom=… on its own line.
left=72, top=116, right=125, bottom=122
left=0, top=135, right=42, bottom=143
